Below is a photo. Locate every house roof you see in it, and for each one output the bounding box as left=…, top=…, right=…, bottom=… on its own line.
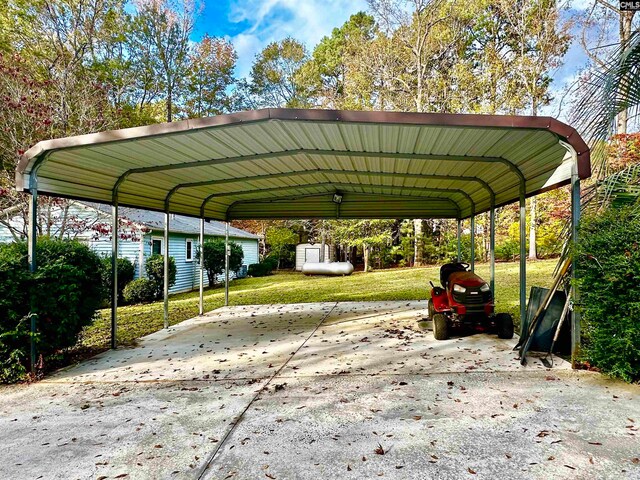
left=17, top=108, right=590, bottom=220
left=85, top=202, right=259, bottom=239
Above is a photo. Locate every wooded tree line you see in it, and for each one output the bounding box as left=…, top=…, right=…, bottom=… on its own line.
left=0, top=0, right=637, bottom=264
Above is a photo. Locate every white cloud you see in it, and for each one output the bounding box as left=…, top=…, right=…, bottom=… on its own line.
left=227, top=0, right=368, bottom=78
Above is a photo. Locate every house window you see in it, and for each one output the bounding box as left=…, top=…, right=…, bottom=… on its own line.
left=152, top=238, right=163, bottom=255
left=186, top=239, right=194, bottom=262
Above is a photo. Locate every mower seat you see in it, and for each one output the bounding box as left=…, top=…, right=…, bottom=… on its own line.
left=440, top=262, right=469, bottom=288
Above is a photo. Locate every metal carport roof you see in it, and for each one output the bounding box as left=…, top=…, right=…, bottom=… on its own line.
left=16, top=109, right=590, bottom=221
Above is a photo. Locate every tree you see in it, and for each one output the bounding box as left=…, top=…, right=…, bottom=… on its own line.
left=200, top=239, right=243, bottom=285
left=367, top=0, right=478, bottom=112
left=130, top=0, right=198, bottom=122
left=265, top=226, right=297, bottom=269
left=0, top=0, right=126, bottom=240
left=249, top=38, right=311, bottom=108
left=145, top=254, right=176, bottom=298
left=331, top=220, right=394, bottom=272
left=497, top=0, right=571, bottom=260
left=299, top=12, right=378, bottom=109
left=184, top=35, right=237, bottom=117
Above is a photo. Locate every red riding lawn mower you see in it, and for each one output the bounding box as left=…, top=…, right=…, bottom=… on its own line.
left=428, top=262, right=514, bottom=341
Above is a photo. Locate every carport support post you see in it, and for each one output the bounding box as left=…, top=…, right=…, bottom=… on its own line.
left=456, top=219, right=461, bottom=262
left=519, top=190, right=527, bottom=328
left=470, top=215, right=475, bottom=272
left=163, top=210, right=170, bottom=329
left=28, top=185, right=38, bottom=373
left=571, top=155, right=581, bottom=365
left=224, top=221, right=229, bottom=307
left=199, top=218, right=204, bottom=316
left=490, top=206, right=495, bottom=296
left=111, top=202, right=118, bottom=349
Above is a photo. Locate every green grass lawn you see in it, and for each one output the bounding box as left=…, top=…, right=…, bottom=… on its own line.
left=78, top=259, right=557, bottom=352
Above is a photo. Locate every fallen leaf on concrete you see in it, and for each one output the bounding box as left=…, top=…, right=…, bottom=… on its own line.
left=265, top=474, right=276, bottom=479
left=413, top=416, right=422, bottom=421
left=631, top=458, right=640, bottom=464
left=468, top=467, right=477, bottom=474
left=588, top=441, right=602, bottom=445
left=564, top=465, right=576, bottom=470
left=347, top=465, right=352, bottom=471
left=374, top=444, right=385, bottom=455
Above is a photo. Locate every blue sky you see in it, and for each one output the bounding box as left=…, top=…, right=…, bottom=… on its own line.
left=194, top=0, right=369, bottom=79
left=194, top=0, right=593, bottom=119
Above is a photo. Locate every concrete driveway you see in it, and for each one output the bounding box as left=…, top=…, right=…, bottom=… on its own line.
left=0, top=301, right=638, bottom=480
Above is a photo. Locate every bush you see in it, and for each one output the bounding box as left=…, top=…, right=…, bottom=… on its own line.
left=101, top=256, right=135, bottom=303
left=0, top=243, right=30, bottom=383
left=0, top=239, right=103, bottom=382
left=199, top=239, right=244, bottom=285
left=263, top=254, right=279, bottom=270
left=145, top=254, right=176, bottom=299
left=495, top=239, right=520, bottom=262
left=248, top=261, right=275, bottom=277
left=122, top=278, right=157, bottom=304
left=576, top=206, right=640, bottom=382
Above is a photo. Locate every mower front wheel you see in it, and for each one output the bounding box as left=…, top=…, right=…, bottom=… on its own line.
left=432, top=313, right=449, bottom=340
left=428, top=299, right=435, bottom=319
left=496, top=313, right=514, bottom=339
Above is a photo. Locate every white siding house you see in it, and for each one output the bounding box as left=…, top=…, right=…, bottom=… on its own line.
left=0, top=201, right=260, bottom=294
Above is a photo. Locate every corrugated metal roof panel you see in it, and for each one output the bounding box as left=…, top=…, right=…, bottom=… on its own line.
left=17, top=109, right=590, bottom=221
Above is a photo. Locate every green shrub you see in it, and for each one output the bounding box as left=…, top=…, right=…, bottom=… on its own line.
left=263, top=254, right=279, bottom=270
left=0, top=243, right=30, bottom=383
left=0, top=239, right=103, bottom=382
left=248, top=261, right=275, bottom=277
left=145, top=254, right=176, bottom=298
left=101, top=256, right=135, bottom=303
left=576, top=206, right=640, bottom=382
left=122, top=278, right=157, bottom=304
left=495, top=239, right=520, bottom=262
left=199, top=239, right=244, bottom=285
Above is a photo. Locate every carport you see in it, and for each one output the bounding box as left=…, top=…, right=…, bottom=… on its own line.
left=16, top=109, right=590, bottom=363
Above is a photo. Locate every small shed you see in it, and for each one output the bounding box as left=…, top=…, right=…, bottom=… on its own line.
left=295, top=243, right=334, bottom=271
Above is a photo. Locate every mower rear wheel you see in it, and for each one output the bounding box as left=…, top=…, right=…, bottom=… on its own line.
left=432, top=313, right=449, bottom=340
left=496, top=313, right=514, bottom=339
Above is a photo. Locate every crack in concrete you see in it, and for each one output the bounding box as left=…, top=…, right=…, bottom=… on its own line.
left=195, top=302, right=338, bottom=480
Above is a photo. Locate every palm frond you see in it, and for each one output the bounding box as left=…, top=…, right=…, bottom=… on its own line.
left=599, top=162, right=640, bottom=207
left=571, top=31, right=640, bottom=178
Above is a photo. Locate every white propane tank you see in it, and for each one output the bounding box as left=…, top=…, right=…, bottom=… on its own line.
left=301, top=261, right=355, bottom=276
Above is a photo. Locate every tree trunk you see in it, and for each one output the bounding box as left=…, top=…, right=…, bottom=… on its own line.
left=616, top=12, right=634, bottom=135
left=363, top=244, right=370, bottom=272
left=167, top=83, right=173, bottom=123
left=529, top=197, right=537, bottom=260
left=414, top=219, right=424, bottom=267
